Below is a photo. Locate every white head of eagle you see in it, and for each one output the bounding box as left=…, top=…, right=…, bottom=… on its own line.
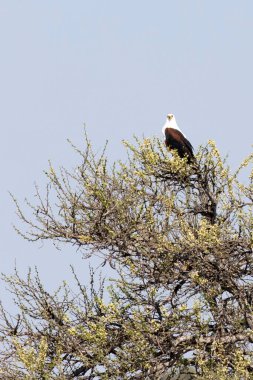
left=162, top=114, right=194, bottom=162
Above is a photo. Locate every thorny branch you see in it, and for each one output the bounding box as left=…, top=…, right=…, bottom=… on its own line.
left=2, top=135, right=253, bottom=379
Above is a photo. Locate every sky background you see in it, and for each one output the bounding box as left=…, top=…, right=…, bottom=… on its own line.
left=1, top=1, right=252, bottom=310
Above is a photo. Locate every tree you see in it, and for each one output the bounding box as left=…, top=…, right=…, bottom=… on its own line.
left=1, top=133, right=253, bottom=379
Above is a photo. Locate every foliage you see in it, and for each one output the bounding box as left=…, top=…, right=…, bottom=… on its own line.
left=2, top=133, right=253, bottom=379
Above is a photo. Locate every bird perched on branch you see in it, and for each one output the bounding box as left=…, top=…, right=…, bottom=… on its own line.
left=162, top=114, right=194, bottom=163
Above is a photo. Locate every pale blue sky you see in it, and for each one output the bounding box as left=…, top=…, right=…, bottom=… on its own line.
left=1, top=1, right=252, bottom=308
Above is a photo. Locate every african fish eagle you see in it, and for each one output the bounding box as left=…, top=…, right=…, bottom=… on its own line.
left=162, top=114, right=194, bottom=162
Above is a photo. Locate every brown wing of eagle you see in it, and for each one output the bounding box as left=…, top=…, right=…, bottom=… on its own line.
left=164, top=127, right=194, bottom=163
